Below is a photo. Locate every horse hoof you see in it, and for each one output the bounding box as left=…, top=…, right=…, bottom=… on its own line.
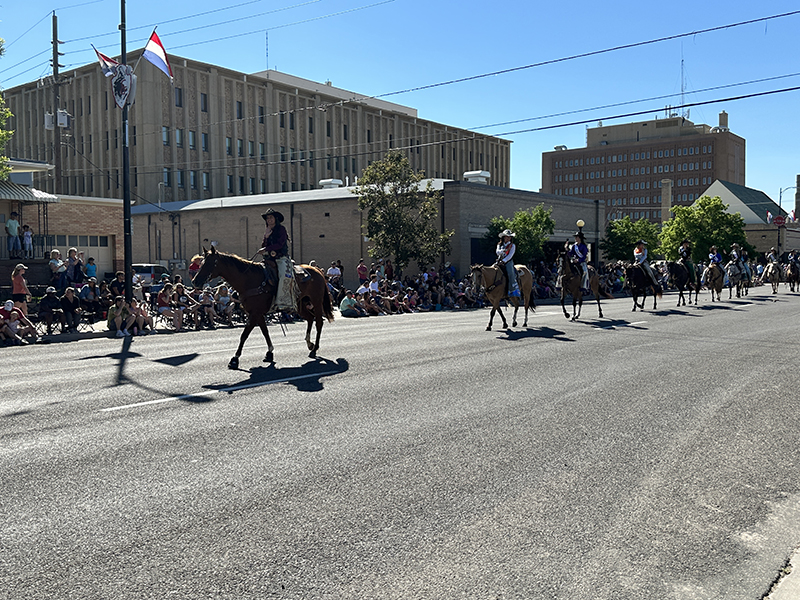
left=228, top=357, right=239, bottom=370
left=264, top=351, right=274, bottom=363
left=485, top=326, right=491, bottom=331
left=512, top=321, right=517, bottom=328
left=308, top=350, right=317, bottom=358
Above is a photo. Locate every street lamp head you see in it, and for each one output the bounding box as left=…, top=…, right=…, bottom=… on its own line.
left=576, top=219, right=585, bottom=229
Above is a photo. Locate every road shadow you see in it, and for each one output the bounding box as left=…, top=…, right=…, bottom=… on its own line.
left=649, top=308, right=702, bottom=318
left=584, top=318, right=649, bottom=330
left=153, top=353, right=200, bottom=367
left=203, top=356, right=349, bottom=394
left=498, top=327, right=574, bottom=342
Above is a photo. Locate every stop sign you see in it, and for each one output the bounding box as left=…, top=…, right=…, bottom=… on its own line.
left=773, top=215, right=786, bottom=226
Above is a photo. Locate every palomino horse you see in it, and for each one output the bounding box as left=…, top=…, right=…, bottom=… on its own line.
left=624, top=263, right=662, bottom=311
left=786, top=262, right=800, bottom=293
left=557, top=251, right=603, bottom=320
left=471, top=264, right=535, bottom=331
left=724, top=261, right=744, bottom=299
left=702, top=263, right=725, bottom=301
left=192, top=246, right=334, bottom=368
left=763, top=262, right=781, bottom=294
left=666, top=261, right=698, bottom=306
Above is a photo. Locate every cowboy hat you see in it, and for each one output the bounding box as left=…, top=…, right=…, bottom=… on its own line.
left=573, top=231, right=585, bottom=240
left=261, top=208, right=285, bottom=223
left=635, top=239, right=647, bottom=245
left=499, top=229, right=515, bottom=238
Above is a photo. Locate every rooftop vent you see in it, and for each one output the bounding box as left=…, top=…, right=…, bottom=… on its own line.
left=319, top=178, right=343, bottom=189
left=464, top=170, right=490, bottom=184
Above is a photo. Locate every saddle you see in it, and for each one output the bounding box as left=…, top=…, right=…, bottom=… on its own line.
left=488, top=264, right=522, bottom=295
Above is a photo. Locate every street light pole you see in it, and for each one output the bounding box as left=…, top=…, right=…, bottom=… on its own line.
left=779, top=186, right=797, bottom=212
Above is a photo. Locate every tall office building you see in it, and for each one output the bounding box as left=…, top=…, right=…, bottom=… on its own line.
left=540, top=112, right=745, bottom=223
left=3, top=54, right=511, bottom=202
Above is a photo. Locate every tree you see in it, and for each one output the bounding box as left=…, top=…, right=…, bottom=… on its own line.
left=599, top=216, right=660, bottom=262
left=0, top=38, right=12, bottom=180
left=481, top=205, right=555, bottom=265
left=354, top=150, right=452, bottom=274
left=659, top=195, right=754, bottom=263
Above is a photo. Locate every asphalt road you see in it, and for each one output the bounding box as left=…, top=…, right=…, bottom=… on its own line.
left=3, top=287, right=800, bottom=599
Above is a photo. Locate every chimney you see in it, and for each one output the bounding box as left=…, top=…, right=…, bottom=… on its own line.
left=318, top=178, right=343, bottom=189
left=718, top=111, right=729, bottom=131
left=464, top=170, right=491, bottom=184
left=661, top=179, right=673, bottom=224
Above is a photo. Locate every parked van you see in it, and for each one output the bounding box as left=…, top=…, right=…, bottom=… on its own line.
left=131, top=263, right=170, bottom=289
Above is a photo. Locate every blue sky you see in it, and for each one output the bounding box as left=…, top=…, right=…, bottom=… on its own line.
left=2, top=0, right=799, bottom=208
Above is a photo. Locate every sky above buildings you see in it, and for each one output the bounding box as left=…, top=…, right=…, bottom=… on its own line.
left=2, top=0, right=799, bottom=209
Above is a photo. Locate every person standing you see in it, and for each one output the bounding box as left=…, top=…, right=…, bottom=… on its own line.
left=496, top=229, right=520, bottom=297
left=356, top=259, right=368, bottom=286
left=11, top=263, right=32, bottom=315
left=22, top=225, right=34, bottom=259
left=5, top=211, right=22, bottom=259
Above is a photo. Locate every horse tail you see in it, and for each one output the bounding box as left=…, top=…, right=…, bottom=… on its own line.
left=322, top=281, right=335, bottom=322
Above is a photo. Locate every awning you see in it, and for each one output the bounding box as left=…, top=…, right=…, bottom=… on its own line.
left=0, top=180, right=60, bottom=203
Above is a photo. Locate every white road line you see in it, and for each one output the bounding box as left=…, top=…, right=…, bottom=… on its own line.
left=100, top=370, right=342, bottom=412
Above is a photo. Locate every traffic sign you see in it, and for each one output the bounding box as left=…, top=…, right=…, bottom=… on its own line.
left=773, top=215, right=786, bottom=226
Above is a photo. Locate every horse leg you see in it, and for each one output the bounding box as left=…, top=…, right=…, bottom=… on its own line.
left=305, top=318, right=315, bottom=352
left=631, top=292, right=637, bottom=312
left=573, top=297, right=583, bottom=321
left=229, top=319, right=257, bottom=369
left=256, top=316, right=275, bottom=363
left=497, top=305, right=508, bottom=329
left=561, top=291, right=570, bottom=319
left=309, top=313, right=324, bottom=358
left=511, top=300, right=519, bottom=328
left=486, top=306, right=496, bottom=331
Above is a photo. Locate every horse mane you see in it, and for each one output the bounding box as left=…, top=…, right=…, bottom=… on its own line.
left=216, top=251, right=263, bottom=274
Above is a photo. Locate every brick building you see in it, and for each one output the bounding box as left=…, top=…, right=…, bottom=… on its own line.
left=132, top=174, right=599, bottom=289
left=541, top=112, right=745, bottom=224
left=4, top=55, right=511, bottom=204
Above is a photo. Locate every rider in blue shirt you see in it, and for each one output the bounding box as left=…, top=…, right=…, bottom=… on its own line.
left=568, top=231, right=589, bottom=291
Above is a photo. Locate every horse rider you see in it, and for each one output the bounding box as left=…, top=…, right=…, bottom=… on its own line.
left=766, top=247, right=780, bottom=265
left=496, top=229, right=521, bottom=298
left=788, top=249, right=799, bottom=270
left=739, top=245, right=752, bottom=282
left=703, top=245, right=723, bottom=285
left=633, top=240, right=660, bottom=288
left=256, top=208, right=295, bottom=310
left=729, top=243, right=744, bottom=276
left=567, top=230, right=590, bottom=291
left=678, top=239, right=696, bottom=286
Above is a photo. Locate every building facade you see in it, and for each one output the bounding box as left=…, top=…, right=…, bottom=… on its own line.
left=4, top=55, right=511, bottom=205
left=541, top=112, right=745, bottom=224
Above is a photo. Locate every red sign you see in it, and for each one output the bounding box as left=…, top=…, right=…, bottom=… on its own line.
left=773, top=215, right=786, bottom=226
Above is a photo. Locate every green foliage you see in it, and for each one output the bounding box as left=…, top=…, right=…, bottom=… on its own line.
left=353, top=150, right=453, bottom=273
left=599, top=216, right=661, bottom=262
left=482, top=205, right=555, bottom=265
left=0, top=40, right=12, bottom=180
left=659, top=195, right=754, bottom=262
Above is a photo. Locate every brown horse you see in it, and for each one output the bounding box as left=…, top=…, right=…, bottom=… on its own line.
left=786, top=262, right=800, bottom=293
left=557, top=251, right=603, bottom=320
left=192, top=246, right=334, bottom=368
left=702, top=263, right=725, bottom=301
left=763, top=262, right=781, bottom=295
left=624, top=263, right=662, bottom=311
left=471, top=264, right=535, bottom=331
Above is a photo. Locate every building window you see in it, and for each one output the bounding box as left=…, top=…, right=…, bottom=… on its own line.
left=327, top=120, right=331, bottom=137
left=289, top=112, right=295, bottom=130
left=162, top=126, right=170, bottom=146
left=175, top=128, right=184, bottom=148
left=308, top=116, right=314, bottom=133
left=177, top=170, right=185, bottom=188
left=190, top=171, right=198, bottom=189
left=259, top=142, right=265, bottom=160
left=343, top=124, right=348, bottom=140
left=281, top=146, right=287, bottom=162
left=189, top=130, right=196, bottom=150
left=260, top=179, right=266, bottom=193
left=239, top=176, right=245, bottom=194
left=249, top=177, right=256, bottom=194
left=202, top=132, right=209, bottom=152
left=175, top=87, right=183, bottom=107
left=201, top=93, right=208, bottom=112
left=163, top=168, right=171, bottom=187
left=280, top=113, right=285, bottom=128
left=237, top=139, right=243, bottom=157
left=236, top=101, right=243, bottom=119
left=249, top=141, right=255, bottom=157
left=226, top=137, right=232, bottom=155
left=259, top=106, right=265, bottom=124
left=203, top=172, right=210, bottom=191
left=227, top=175, right=234, bottom=193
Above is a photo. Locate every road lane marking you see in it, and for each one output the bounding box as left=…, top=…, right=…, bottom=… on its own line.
left=100, top=370, right=343, bottom=412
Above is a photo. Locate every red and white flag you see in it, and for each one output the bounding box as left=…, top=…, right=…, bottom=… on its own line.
left=766, top=211, right=773, bottom=224
left=142, top=30, right=173, bottom=82
left=92, top=45, right=119, bottom=78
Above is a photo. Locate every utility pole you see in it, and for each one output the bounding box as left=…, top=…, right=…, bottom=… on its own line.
left=120, top=0, right=133, bottom=303
left=51, top=12, right=64, bottom=194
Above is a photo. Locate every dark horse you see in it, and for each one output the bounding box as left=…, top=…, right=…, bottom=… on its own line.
left=192, top=246, right=334, bottom=368
left=666, top=261, right=698, bottom=306
left=557, top=251, right=603, bottom=321
left=786, top=262, right=800, bottom=293
left=624, top=263, right=662, bottom=311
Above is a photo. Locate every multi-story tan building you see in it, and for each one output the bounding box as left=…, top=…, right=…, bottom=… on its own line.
left=540, top=112, right=745, bottom=223
left=3, top=54, right=511, bottom=203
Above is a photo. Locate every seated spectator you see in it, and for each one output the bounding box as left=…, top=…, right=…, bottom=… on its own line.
left=198, top=287, right=218, bottom=328
left=79, top=278, right=104, bottom=320
left=60, top=287, right=83, bottom=333
left=173, top=283, right=200, bottom=328
left=98, top=280, right=114, bottom=309
left=1, top=300, right=32, bottom=345
left=110, top=271, right=126, bottom=298
left=49, top=249, right=67, bottom=292
left=214, top=285, right=237, bottom=324
left=339, top=290, right=365, bottom=318
left=5, top=308, right=37, bottom=344
left=359, top=292, right=382, bottom=316
left=107, top=296, right=136, bottom=337
left=129, top=298, right=154, bottom=335
left=157, top=283, right=183, bottom=331
left=39, top=286, right=66, bottom=335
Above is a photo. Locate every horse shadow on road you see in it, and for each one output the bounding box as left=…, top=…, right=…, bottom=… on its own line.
left=203, top=356, right=349, bottom=394
left=581, top=318, right=650, bottom=330
left=497, top=326, right=574, bottom=342
left=648, top=308, right=703, bottom=318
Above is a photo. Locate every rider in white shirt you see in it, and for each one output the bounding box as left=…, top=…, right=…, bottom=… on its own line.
left=496, top=229, right=520, bottom=297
